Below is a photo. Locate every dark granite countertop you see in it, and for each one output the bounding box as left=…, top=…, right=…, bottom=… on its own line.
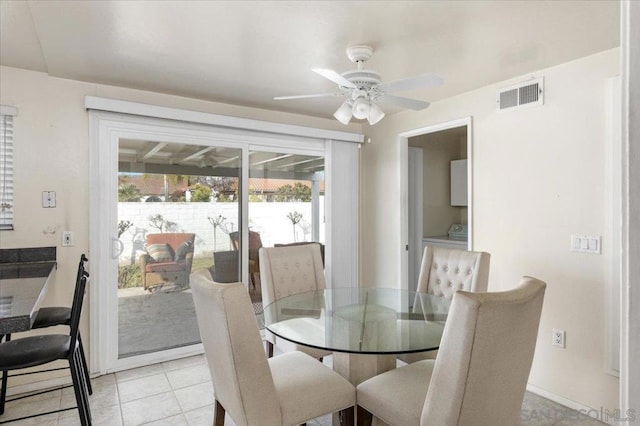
left=0, top=261, right=57, bottom=280
left=0, top=247, right=57, bottom=334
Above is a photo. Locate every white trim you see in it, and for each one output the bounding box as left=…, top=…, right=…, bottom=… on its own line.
left=620, top=0, right=640, bottom=416
left=526, top=384, right=619, bottom=426
left=407, top=146, right=424, bottom=293
left=398, top=117, right=473, bottom=291
left=104, top=345, right=205, bottom=374
left=241, top=146, right=250, bottom=287
left=604, top=76, right=621, bottom=377
left=85, top=96, right=364, bottom=144
left=0, top=105, right=18, bottom=116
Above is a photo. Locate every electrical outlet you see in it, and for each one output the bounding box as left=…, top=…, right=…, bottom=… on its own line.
left=62, top=231, right=74, bottom=247
left=552, top=328, right=565, bottom=348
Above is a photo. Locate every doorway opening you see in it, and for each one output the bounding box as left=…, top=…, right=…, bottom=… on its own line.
left=399, top=117, right=473, bottom=292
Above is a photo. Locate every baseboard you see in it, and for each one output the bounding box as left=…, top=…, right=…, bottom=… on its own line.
left=526, top=384, right=618, bottom=426
left=6, top=376, right=72, bottom=398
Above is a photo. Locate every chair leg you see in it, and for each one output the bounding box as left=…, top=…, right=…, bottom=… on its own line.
left=78, top=333, right=93, bottom=395
left=70, top=349, right=91, bottom=426
left=266, top=341, right=274, bottom=358
left=340, top=406, right=355, bottom=426
left=356, top=406, right=373, bottom=426
left=75, top=349, right=92, bottom=424
left=0, top=369, right=7, bottom=415
left=214, top=400, right=225, bottom=426
left=0, top=334, right=10, bottom=415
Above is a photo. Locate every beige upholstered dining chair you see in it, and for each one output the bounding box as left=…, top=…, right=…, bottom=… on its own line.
left=259, top=244, right=331, bottom=359
left=189, top=269, right=355, bottom=426
left=399, top=245, right=490, bottom=364
left=357, top=276, right=546, bottom=426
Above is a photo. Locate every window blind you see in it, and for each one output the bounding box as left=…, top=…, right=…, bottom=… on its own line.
left=0, top=109, right=15, bottom=230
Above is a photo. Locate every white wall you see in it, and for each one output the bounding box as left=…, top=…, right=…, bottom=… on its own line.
left=361, top=49, right=620, bottom=411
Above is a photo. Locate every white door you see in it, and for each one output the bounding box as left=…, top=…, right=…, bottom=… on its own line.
left=407, top=147, right=423, bottom=293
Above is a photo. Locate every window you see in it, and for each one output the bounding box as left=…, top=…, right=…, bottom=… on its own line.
left=0, top=105, right=17, bottom=231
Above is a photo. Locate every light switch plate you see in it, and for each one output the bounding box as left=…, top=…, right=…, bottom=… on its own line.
left=570, top=235, right=601, bottom=254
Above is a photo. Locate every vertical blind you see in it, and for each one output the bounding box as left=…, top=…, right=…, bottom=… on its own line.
left=0, top=108, right=16, bottom=230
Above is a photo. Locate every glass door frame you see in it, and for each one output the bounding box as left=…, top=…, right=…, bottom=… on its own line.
left=89, top=110, right=327, bottom=374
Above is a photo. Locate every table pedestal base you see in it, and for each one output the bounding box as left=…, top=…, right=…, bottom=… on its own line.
left=332, top=353, right=395, bottom=386
left=332, top=353, right=395, bottom=426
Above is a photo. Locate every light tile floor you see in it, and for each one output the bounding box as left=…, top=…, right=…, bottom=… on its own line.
left=0, top=354, right=607, bottom=426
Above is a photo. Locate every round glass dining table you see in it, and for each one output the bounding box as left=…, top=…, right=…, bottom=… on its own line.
left=262, top=287, right=451, bottom=355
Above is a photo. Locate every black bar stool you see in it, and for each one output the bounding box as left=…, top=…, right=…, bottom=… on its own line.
left=29, top=254, right=92, bottom=395
left=0, top=255, right=92, bottom=394
left=0, top=255, right=92, bottom=425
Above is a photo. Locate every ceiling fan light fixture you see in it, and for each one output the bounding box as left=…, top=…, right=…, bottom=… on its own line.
left=274, top=45, right=443, bottom=126
left=367, top=102, right=385, bottom=125
left=352, top=97, right=370, bottom=120
left=334, top=100, right=353, bottom=125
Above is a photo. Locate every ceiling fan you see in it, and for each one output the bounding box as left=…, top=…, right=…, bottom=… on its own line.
left=274, top=45, right=443, bottom=125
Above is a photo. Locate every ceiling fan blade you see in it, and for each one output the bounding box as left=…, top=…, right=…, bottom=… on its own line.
left=377, top=94, right=430, bottom=111
left=312, top=68, right=357, bottom=89
left=376, top=73, right=443, bottom=93
left=274, top=92, right=346, bottom=100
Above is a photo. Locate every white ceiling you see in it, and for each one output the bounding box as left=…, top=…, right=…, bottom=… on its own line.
left=0, top=0, right=619, bottom=120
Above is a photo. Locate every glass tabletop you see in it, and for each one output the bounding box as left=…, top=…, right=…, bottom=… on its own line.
left=263, top=287, right=451, bottom=355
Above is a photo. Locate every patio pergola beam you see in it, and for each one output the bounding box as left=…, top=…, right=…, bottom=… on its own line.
left=119, top=162, right=320, bottom=181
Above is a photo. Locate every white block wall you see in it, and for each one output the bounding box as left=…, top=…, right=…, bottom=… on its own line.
left=117, top=200, right=324, bottom=264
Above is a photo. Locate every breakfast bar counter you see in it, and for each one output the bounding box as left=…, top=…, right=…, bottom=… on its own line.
left=0, top=261, right=56, bottom=335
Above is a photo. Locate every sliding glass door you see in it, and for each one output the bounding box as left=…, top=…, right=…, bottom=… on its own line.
left=89, top=107, right=358, bottom=374
left=246, top=150, right=325, bottom=312
left=116, top=140, right=242, bottom=358
left=106, top=137, right=327, bottom=370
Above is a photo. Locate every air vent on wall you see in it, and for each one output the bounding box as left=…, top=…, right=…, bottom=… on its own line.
left=497, top=77, right=544, bottom=112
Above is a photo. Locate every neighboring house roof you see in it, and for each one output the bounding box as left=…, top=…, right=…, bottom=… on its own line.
left=245, top=179, right=325, bottom=194
left=120, top=175, right=324, bottom=197
left=119, top=175, right=189, bottom=196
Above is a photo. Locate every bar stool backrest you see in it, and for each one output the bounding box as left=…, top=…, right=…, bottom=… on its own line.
left=69, top=255, right=89, bottom=349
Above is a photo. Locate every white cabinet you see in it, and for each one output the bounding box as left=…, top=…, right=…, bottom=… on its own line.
left=450, top=159, right=468, bottom=206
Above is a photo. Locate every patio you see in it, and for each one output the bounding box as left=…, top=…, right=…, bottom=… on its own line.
left=118, top=275, right=263, bottom=358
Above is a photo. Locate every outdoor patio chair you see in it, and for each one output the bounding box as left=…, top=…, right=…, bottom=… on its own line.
left=229, top=231, right=262, bottom=291
left=139, top=233, right=195, bottom=292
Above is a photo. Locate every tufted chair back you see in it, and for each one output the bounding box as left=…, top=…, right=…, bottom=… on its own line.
left=399, top=246, right=491, bottom=365
left=421, top=277, right=546, bottom=425
left=259, top=244, right=326, bottom=308
left=190, top=269, right=282, bottom=426
left=417, top=246, right=490, bottom=297
left=258, top=244, right=330, bottom=359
